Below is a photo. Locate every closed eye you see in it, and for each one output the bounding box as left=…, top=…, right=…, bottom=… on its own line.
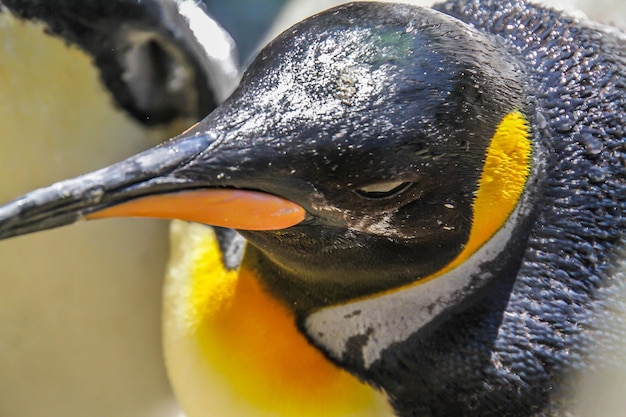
left=354, top=181, right=412, bottom=199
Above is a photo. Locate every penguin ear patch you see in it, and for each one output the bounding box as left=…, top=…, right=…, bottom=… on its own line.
left=355, top=181, right=412, bottom=199
left=469, top=110, right=531, bottom=252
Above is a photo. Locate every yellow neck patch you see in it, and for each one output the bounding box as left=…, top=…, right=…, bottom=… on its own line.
left=472, top=111, right=531, bottom=247
left=434, top=111, right=531, bottom=276
left=449, top=110, right=531, bottom=268
left=163, top=221, right=392, bottom=417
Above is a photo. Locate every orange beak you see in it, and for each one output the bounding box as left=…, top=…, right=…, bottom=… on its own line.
left=87, top=189, right=305, bottom=230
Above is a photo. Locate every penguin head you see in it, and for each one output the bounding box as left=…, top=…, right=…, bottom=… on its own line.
left=0, top=3, right=534, bottom=310
left=171, top=3, right=535, bottom=306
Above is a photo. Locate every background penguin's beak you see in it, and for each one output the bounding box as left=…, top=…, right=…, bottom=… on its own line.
left=0, top=130, right=305, bottom=239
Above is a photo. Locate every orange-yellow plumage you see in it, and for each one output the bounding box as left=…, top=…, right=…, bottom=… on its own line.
left=163, top=221, right=393, bottom=417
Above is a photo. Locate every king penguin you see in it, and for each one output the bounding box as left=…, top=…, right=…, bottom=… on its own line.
left=1, top=1, right=626, bottom=417
left=0, top=1, right=238, bottom=416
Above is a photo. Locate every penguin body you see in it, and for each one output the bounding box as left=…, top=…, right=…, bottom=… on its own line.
left=0, top=1, right=625, bottom=417
left=327, top=3, right=626, bottom=415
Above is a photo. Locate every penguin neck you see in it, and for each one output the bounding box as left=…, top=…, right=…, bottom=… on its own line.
left=240, top=234, right=464, bottom=315
left=238, top=196, right=537, bottom=391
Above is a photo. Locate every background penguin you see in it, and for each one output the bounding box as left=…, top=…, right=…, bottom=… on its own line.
left=0, top=1, right=238, bottom=416
left=1, top=2, right=626, bottom=417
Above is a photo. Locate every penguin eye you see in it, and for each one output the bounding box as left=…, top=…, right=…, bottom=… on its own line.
left=355, top=181, right=412, bottom=199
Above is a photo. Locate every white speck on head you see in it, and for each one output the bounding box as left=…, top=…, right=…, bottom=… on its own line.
left=238, top=27, right=394, bottom=134
left=351, top=212, right=399, bottom=237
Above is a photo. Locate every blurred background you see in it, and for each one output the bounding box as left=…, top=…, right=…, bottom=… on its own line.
left=0, top=1, right=624, bottom=417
